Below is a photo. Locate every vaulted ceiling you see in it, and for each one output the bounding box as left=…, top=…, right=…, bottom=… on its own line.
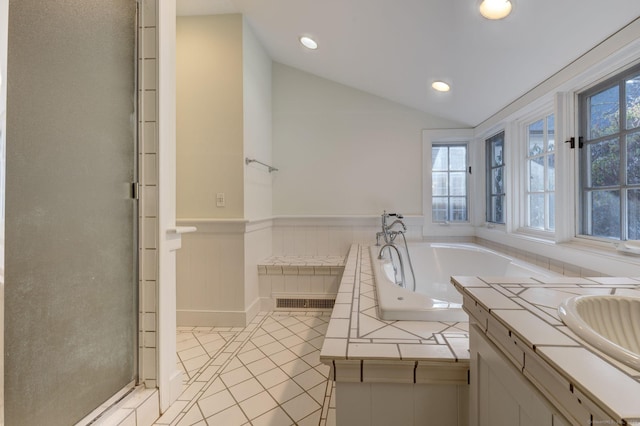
left=177, top=0, right=640, bottom=127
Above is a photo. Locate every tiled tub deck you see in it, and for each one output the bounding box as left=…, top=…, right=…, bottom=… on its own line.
left=320, top=243, right=640, bottom=425
left=319, top=244, right=470, bottom=426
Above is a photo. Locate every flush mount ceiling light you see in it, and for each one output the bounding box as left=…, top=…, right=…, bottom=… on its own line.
left=299, top=36, right=318, bottom=50
left=479, top=0, right=512, bottom=20
left=432, top=81, right=451, bottom=92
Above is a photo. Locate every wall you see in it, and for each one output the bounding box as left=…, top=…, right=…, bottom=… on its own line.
left=272, top=62, right=463, bottom=216
left=243, top=17, right=273, bottom=220
left=177, top=36, right=464, bottom=325
left=240, top=20, right=272, bottom=313
left=176, top=14, right=244, bottom=218
left=157, top=0, right=186, bottom=411
left=176, top=15, right=272, bottom=327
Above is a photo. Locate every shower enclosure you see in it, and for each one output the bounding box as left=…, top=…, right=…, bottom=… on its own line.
left=4, top=1, right=138, bottom=424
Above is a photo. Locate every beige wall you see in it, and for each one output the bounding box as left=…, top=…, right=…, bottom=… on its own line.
left=177, top=14, right=244, bottom=218
left=175, top=15, right=273, bottom=326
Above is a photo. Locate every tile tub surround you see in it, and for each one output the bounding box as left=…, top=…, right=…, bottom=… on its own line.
left=258, top=255, right=346, bottom=272
left=258, top=255, right=345, bottom=309
left=453, top=275, right=640, bottom=425
left=320, top=245, right=470, bottom=425
left=258, top=254, right=345, bottom=282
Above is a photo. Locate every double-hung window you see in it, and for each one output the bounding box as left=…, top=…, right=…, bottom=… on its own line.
left=526, top=114, right=555, bottom=231
left=580, top=65, right=640, bottom=240
left=486, top=131, right=506, bottom=224
left=432, top=144, right=468, bottom=222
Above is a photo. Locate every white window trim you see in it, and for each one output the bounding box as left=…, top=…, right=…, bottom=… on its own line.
left=515, top=105, right=556, bottom=239
left=472, top=24, right=640, bottom=270
left=569, top=62, right=640, bottom=247
left=422, top=129, right=476, bottom=238
left=476, top=125, right=510, bottom=233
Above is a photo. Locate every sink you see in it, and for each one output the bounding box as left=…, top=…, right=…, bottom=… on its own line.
left=558, top=295, right=640, bottom=371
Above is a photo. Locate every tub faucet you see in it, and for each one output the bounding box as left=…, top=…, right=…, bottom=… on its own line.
left=378, top=243, right=406, bottom=287
left=388, top=219, right=407, bottom=231
left=377, top=211, right=406, bottom=245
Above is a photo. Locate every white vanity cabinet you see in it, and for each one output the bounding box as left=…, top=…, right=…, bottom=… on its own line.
left=454, top=276, right=640, bottom=426
left=470, top=324, right=569, bottom=426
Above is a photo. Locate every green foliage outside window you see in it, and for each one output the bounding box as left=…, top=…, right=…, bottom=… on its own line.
left=582, top=71, right=640, bottom=240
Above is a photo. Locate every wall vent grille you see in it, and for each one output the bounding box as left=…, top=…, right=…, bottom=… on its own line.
left=276, top=298, right=335, bottom=310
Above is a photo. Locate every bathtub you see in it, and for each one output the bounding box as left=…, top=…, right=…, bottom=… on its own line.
left=370, top=242, right=557, bottom=322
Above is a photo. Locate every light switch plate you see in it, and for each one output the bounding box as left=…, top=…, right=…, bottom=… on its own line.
left=216, top=192, right=225, bottom=207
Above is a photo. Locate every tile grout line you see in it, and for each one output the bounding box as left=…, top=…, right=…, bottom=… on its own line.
left=172, top=333, right=230, bottom=424
left=165, top=311, right=336, bottom=426
left=194, top=330, right=242, bottom=376
left=179, top=329, right=239, bottom=385
left=172, top=314, right=270, bottom=425
left=238, top=313, right=330, bottom=424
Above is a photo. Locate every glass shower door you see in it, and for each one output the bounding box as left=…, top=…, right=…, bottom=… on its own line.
left=4, top=1, right=138, bottom=424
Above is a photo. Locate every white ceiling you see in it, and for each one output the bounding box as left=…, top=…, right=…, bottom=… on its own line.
left=177, top=0, right=640, bottom=127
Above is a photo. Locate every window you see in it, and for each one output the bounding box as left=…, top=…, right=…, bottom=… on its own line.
left=486, top=131, right=505, bottom=224
left=580, top=65, right=640, bottom=240
left=432, top=144, right=468, bottom=222
left=526, top=114, right=555, bottom=231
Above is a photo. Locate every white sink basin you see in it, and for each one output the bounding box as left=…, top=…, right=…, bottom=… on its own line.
left=558, top=295, right=640, bottom=371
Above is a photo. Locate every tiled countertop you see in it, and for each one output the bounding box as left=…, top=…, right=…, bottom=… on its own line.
left=319, top=244, right=469, bottom=384
left=452, top=275, right=640, bottom=425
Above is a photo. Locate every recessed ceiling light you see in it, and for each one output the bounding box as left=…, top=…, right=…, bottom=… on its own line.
left=479, top=0, right=512, bottom=20
left=432, top=81, right=451, bottom=92
left=299, top=36, right=318, bottom=50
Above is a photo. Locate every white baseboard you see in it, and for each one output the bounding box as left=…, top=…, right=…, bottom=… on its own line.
left=177, top=298, right=262, bottom=327
left=245, top=297, right=261, bottom=324
left=177, top=309, right=248, bottom=327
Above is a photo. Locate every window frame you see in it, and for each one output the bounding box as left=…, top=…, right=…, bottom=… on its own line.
left=431, top=143, right=470, bottom=223
left=422, top=129, right=476, bottom=237
left=486, top=131, right=506, bottom=224
left=578, top=63, right=640, bottom=241
left=523, top=112, right=556, bottom=234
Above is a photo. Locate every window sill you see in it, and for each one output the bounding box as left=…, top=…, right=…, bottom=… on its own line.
left=476, top=227, right=640, bottom=276
left=515, top=227, right=555, bottom=242
left=563, top=237, right=640, bottom=261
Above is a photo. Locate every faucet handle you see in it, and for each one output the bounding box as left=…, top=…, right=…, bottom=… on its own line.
left=388, top=213, right=403, bottom=219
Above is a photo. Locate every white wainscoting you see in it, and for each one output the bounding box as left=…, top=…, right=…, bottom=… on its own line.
left=271, top=215, right=423, bottom=256
left=176, top=216, right=423, bottom=326
left=176, top=219, right=271, bottom=326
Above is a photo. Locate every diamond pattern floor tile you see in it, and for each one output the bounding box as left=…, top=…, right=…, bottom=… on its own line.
left=251, top=406, right=295, bottom=426
left=206, top=404, right=249, bottom=425
left=281, top=393, right=321, bottom=422
left=158, top=311, right=334, bottom=426
left=240, top=390, right=280, bottom=420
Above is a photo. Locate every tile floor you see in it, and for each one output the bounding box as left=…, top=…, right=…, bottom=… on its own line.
left=153, top=311, right=336, bottom=426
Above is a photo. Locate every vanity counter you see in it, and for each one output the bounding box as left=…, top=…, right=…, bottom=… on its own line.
left=452, top=275, right=640, bottom=425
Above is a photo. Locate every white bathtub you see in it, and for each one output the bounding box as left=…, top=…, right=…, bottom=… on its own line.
left=370, top=242, right=557, bottom=322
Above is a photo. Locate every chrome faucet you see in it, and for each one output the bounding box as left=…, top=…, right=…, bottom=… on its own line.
left=378, top=243, right=406, bottom=287
left=376, top=211, right=406, bottom=245
left=387, top=219, right=407, bottom=231
left=374, top=211, right=416, bottom=291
